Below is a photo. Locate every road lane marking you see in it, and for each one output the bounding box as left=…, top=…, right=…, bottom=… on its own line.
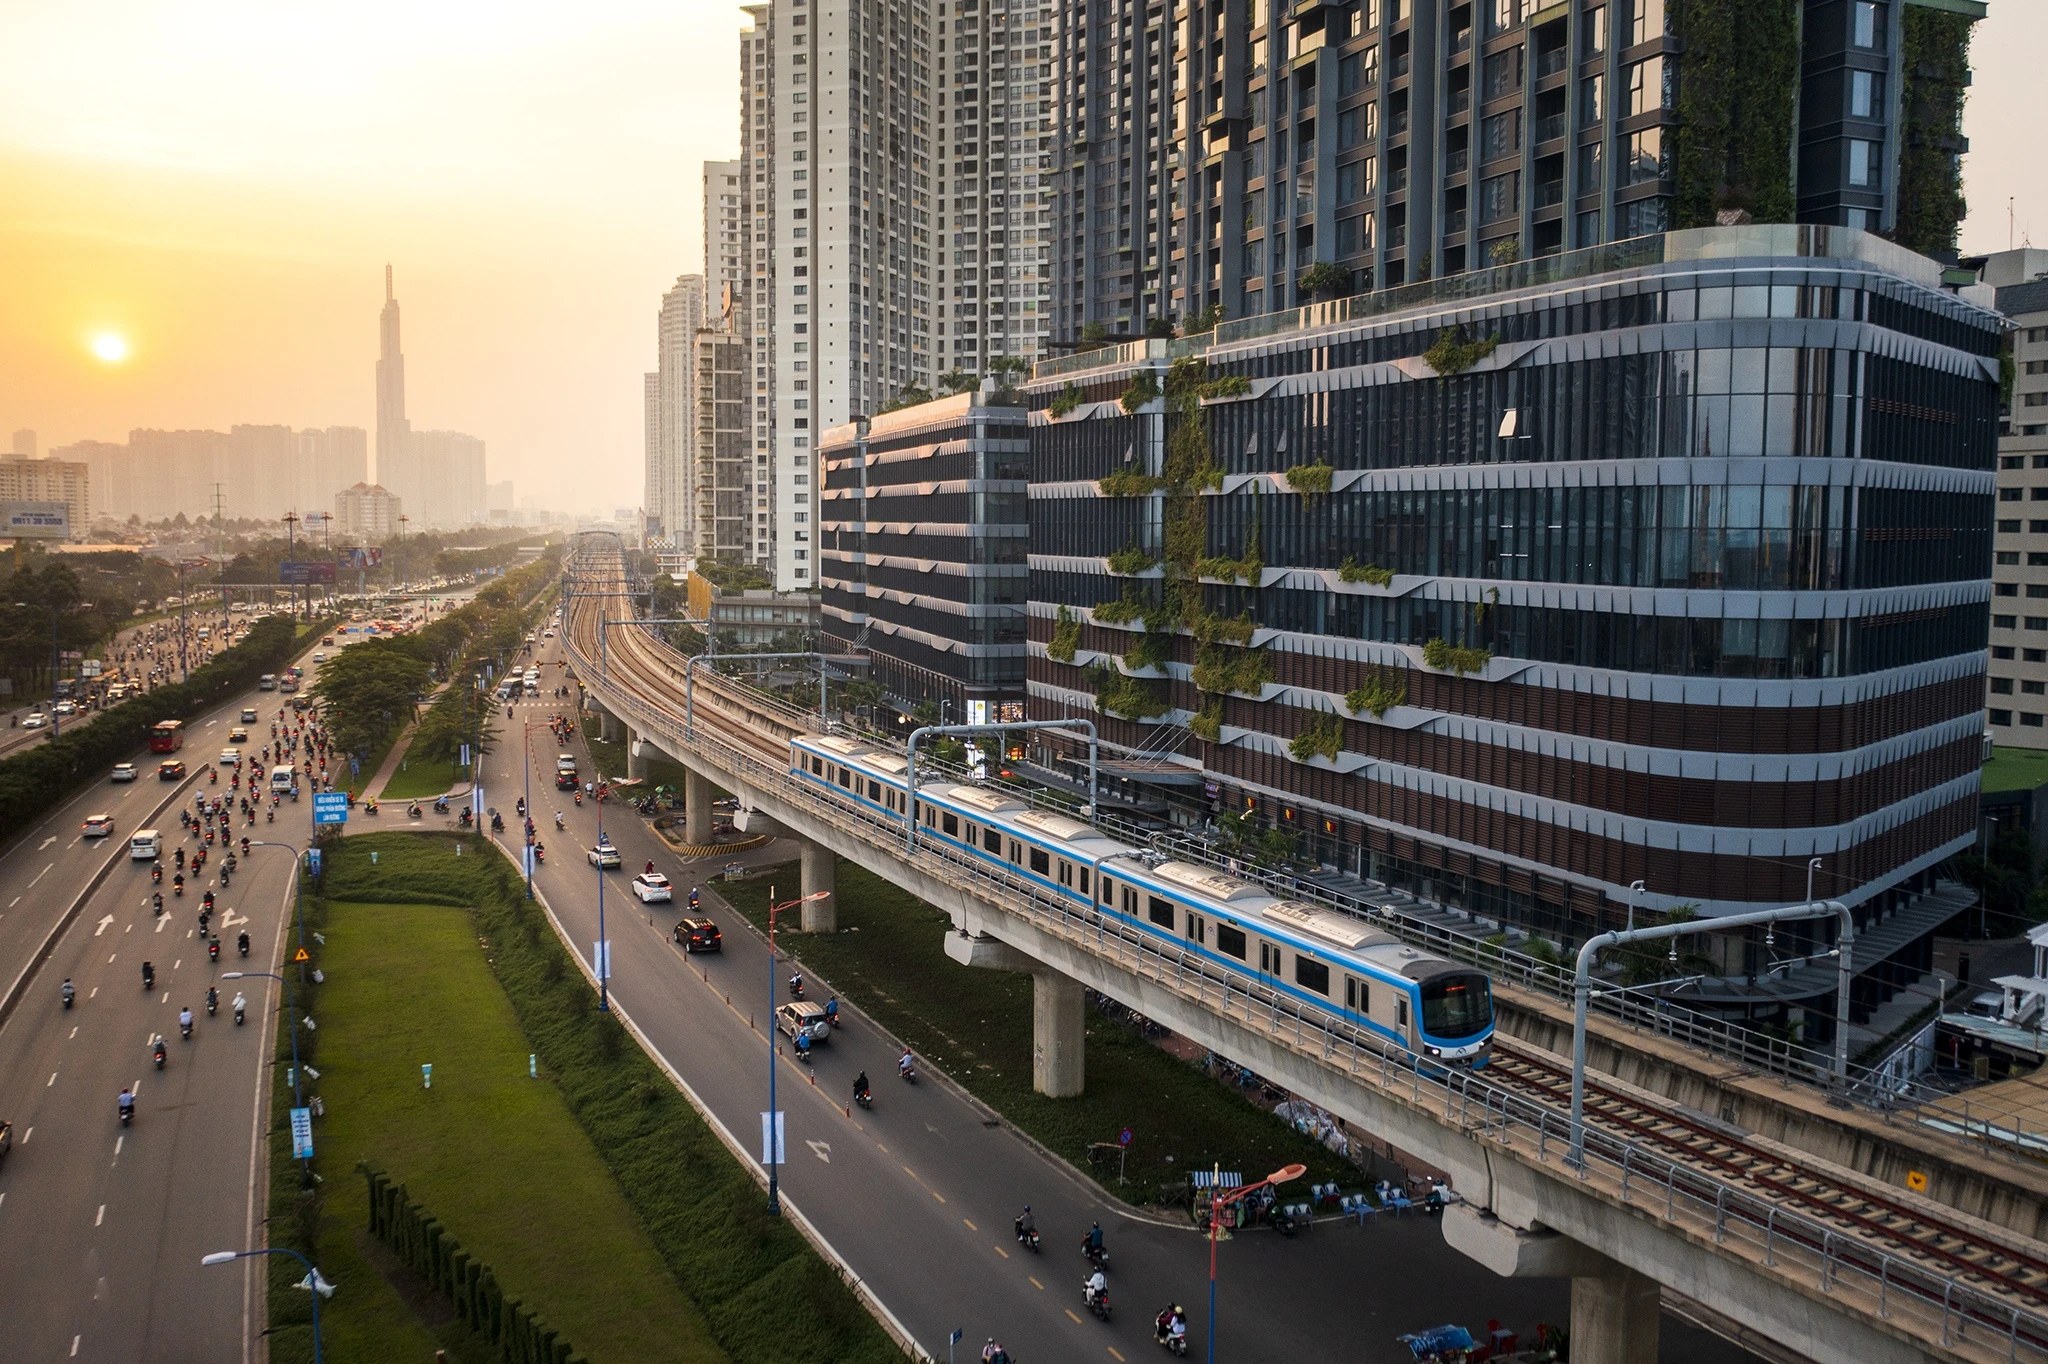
left=107, top=953, right=116, bottom=963
left=114, top=1136, right=121, bottom=1156
left=29, top=862, right=53, bottom=887
left=156, top=917, right=167, bottom=933
left=1029, top=1276, right=1044, bottom=1291
left=1108, top=1350, right=1125, bottom=1361
left=71, top=1336, right=79, bottom=1357
left=95, top=1205, right=104, bottom=1227
left=39, top=836, right=55, bottom=850
left=69, top=1027, right=77, bottom=1039
left=95, top=914, right=115, bottom=936
left=1065, top=1309, right=1083, bottom=1324
left=963, top=1218, right=977, bottom=1231
left=8, top=896, right=18, bottom=907
left=19, top=1127, right=29, bottom=1144
left=88, top=987, right=97, bottom=998
left=48, top=1072, right=56, bottom=1086
left=994, top=1245, right=1009, bottom=1259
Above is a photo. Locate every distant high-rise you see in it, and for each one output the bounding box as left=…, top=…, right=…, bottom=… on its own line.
left=704, top=160, right=745, bottom=327
left=375, top=264, right=410, bottom=487
left=10, top=430, right=34, bottom=458
left=649, top=275, right=706, bottom=547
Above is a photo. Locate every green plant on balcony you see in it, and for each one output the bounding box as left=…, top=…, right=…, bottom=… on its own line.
left=1123, top=628, right=1174, bottom=672
left=1098, top=467, right=1166, bottom=497
left=1183, top=303, right=1228, bottom=337
left=1297, top=260, right=1354, bottom=301
left=1422, top=637, right=1493, bottom=676
left=1048, top=382, right=1085, bottom=417
left=1344, top=671, right=1407, bottom=719
left=1422, top=327, right=1500, bottom=377
left=1047, top=605, right=1081, bottom=663
left=1190, top=701, right=1224, bottom=743
left=1191, top=644, right=1272, bottom=696
left=1106, top=544, right=1156, bottom=576
left=1090, top=592, right=1146, bottom=626
left=1471, top=585, right=1501, bottom=624
left=1088, top=665, right=1170, bottom=720
left=1120, top=370, right=1163, bottom=413
left=1191, top=611, right=1256, bottom=646
left=1283, top=462, right=1335, bottom=499
left=1338, top=557, right=1395, bottom=587
left=1288, top=710, right=1345, bottom=763
left=1199, top=373, right=1251, bottom=399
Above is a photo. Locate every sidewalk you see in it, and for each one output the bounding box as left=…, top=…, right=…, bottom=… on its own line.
left=365, top=677, right=455, bottom=798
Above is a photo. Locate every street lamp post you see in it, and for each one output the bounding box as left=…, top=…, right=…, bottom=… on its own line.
left=201, top=1248, right=326, bottom=1362
left=764, top=886, right=829, bottom=1216
left=1204, top=1162, right=1306, bottom=1363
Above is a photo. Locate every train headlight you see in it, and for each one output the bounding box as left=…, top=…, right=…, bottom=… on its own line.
left=1427, top=1045, right=1441, bottom=1056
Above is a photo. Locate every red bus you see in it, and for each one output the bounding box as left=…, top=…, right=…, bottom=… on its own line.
left=149, top=720, right=184, bottom=753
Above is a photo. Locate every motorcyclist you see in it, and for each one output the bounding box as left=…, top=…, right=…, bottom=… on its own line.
left=982, top=1340, right=1009, bottom=1364
left=152, top=892, right=163, bottom=916
left=142, top=960, right=155, bottom=990
left=788, top=971, right=803, bottom=997
left=794, top=1030, right=812, bottom=1060
left=1085, top=1266, right=1107, bottom=1306
left=555, top=811, right=565, bottom=830
left=1015, top=1205, right=1036, bottom=1241
left=1086, top=1222, right=1105, bottom=1256
left=179, top=1005, right=193, bottom=1035
left=853, top=1070, right=870, bottom=1101
left=898, top=1048, right=914, bottom=1079
left=60, top=978, right=75, bottom=1007
left=207, top=986, right=219, bottom=1013
left=118, top=1087, right=135, bottom=1119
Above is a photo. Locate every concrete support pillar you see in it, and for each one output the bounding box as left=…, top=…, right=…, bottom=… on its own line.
left=1571, top=1255, right=1660, bottom=1364
left=800, top=840, right=836, bottom=932
left=683, top=766, right=713, bottom=846
left=626, top=732, right=650, bottom=781
left=1032, top=968, right=1086, bottom=1097
left=599, top=710, right=624, bottom=744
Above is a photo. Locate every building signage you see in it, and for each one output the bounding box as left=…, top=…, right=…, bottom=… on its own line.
left=0, top=501, right=70, bottom=540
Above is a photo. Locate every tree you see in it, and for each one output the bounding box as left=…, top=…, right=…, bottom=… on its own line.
left=308, top=640, right=434, bottom=759
left=1144, top=316, right=1177, bottom=338
left=938, top=368, right=980, bottom=395
left=1183, top=303, right=1227, bottom=336
left=1076, top=321, right=1112, bottom=353
left=1297, top=261, right=1354, bottom=301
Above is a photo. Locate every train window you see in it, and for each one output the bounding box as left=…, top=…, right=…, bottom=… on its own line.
left=984, top=827, right=1002, bottom=854
left=1216, top=924, right=1248, bottom=959
left=838, top=767, right=851, bottom=787
left=1186, top=913, right=1206, bottom=944
left=1121, top=887, right=1137, bottom=915
left=942, top=812, right=959, bottom=837
left=1147, top=896, right=1175, bottom=927
left=811, top=756, right=824, bottom=775
left=1009, top=840, right=1022, bottom=863
left=1259, top=942, right=1278, bottom=973
left=868, top=780, right=881, bottom=802
left=1029, top=848, right=1050, bottom=875
left=1345, top=977, right=1368, bottom=1012
left=1295, top=956, right=1330, bottom=995
left=1079, top=868, right=1090, bottom=896
left=1398, top=998, right=1410, bottom=1028
left=1057, top=860, right=1072, bottom=887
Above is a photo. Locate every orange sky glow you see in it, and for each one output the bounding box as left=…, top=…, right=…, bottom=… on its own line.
left=1, top=3, right=2042, bottom=518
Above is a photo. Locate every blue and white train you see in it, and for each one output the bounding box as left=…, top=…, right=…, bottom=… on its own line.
left=790, top=734, right=1494, bottom=1067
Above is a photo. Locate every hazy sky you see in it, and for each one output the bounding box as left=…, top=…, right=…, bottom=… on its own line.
left=0, top=3, right=2041, bottom=517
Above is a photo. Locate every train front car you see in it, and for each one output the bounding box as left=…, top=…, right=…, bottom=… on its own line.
left=1407, top=961, right=1495, bottom=1068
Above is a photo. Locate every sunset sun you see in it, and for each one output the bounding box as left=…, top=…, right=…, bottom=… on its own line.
left=91, top=332, right=129, bottom=363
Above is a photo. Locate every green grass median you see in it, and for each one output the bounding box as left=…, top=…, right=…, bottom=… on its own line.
left=263, top=833, right=900, bottom=1364
left=378, top=753, right=462, bottom=801
left=718, top=861, right=1354, bottom=1206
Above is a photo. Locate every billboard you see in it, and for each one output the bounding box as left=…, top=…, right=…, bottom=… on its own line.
left=1, top=501, right=70, bottom=540
left=279, top=561, right=337, bottom=585
left=340, top=547, right=382, bottom=569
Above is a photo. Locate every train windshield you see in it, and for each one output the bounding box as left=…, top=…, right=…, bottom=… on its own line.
left=1420, top=974, right=1492, bottom=1040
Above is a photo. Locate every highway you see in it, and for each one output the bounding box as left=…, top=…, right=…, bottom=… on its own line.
left=0, top=625, right=334, bottom=1363
left=489, top=634, right=1747, bottom=1364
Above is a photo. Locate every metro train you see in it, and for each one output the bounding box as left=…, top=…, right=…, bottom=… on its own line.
left=789, top=733, right=1494, bottom=1067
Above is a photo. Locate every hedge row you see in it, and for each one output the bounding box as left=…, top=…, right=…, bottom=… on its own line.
left=0, top=613, right=334, bottom=839
left=315, top=834, right=901, bottom=1364
left=360, top=1163, right=587, bottom=1364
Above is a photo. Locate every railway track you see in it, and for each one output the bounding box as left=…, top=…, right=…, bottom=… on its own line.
left=565, top=542, right=2048, bottom=1358
left=1488, top=1040, right=2048, bottom=1313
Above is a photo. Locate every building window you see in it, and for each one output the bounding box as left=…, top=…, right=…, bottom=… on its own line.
left=1338, top=213, right=1376, bottom=254
left=1625, top=57, right=1668, bottom=117
left=1995, top=615, right=2018, bottom=629
left=1484, top=46, right=1523, bottom=99
left=1992, top=709, right=2014, bottom=726
left=1998, top=551, right=2022, bottom=564
left=1850, top=70, right=1883, bottom=118
left=1623, top=128, right=1666, bottom=185
left=1993, top=678, right=2016, bottom=694
left=1480, top=172, right=1521, bottom=221
left=1578, top=140, right=1605, bottom=193
left=1847, top=140, right=1879, bottom=189
left=2028, top=681, right=2048, bottom=696
left=1339, top=105, right=1378, bottom=149
left=1481, top=109, right=1522, bottom=161
left=2026, top=714, right=2045, bottom=728
left=2027, top=618, right=2048, bottom=631
left=1852, top=1, right=1885, bottom=50
left=1579, top=73, right=1604, bottom=121
left=1338, top=158, right=1377, bottom=202
left=1994, top=646, right=2016, bottom=660
left=1997, top=583, right=2020, bottom=596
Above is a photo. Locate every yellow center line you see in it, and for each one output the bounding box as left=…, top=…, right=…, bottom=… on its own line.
left=1108, top=1350, right=1126, bottom=1362
left=963, top=1218, right=977, bottom=1231
left=1065, top=1308, right=1083, bottom=1324
left=994, top=1245, right=1010, bottom=1259
left=1029, top=1276, right=1045, bottom=1291
left=900, top=1164, right=948, bottom=1204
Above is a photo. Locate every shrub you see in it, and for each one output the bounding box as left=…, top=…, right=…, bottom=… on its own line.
left=1047, top=605, right=1081, bottom=663
left=1191, top=611, right=1256, bottom=646
left=1288, top=711, right=1345, bottom=763
left=1283, top=462, right=1335, bottom=499
left=1191, top=645, right=1271, bottom=696
left=1120, top=370, right=1163, bottom=413
left=1199, top=373, right=1251, bottom=399
left=1297, top=261, right=1354, bottom=299
left=1089, top=666, right=1170, bottom=720
left=1098, top=468, right=1166, bottom=497
left=1089, top=594, right=1146, bottom=626
left=1422, top=637, right=1493, bottom=676
left=1345, top=673, right=1407, bottom=719
left=1422, top=327, right=1500, bottom=376
left=1189, top=702, right=1223, bottom=743
left=1338, top=558, right=1396, bottom=588
left=1106, top=544, right=1156, bottom=576
left=1048, top=382, right=1085, bottom=417
left=1123, top=629, right=1174, bottom=672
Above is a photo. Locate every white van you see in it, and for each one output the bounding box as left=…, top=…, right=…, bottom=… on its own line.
left=270, top=765, right=295, bottom=795
left=130, top=829, right=162, bottom=861
left=258, top=674, right=278, bottom=691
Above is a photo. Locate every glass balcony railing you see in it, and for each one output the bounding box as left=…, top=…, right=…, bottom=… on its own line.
left=1444, top=209, right=1468, bottom=235
left=1448, top=89, right=1471, bottom=116
left=1536, top=47, right=1568, bottom=78
left=1534, top=179, right=1565, bottom=207
left=1535, top=112, right=1567, bottom=142
left=1446, top=148, right=1468, bottom=176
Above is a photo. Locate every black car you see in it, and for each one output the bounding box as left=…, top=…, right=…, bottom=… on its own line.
left=556, top=770, right=578, bottom=791
left=158, top=760, right=186, bottom=780
left=673, top=918, right=723, bottom=953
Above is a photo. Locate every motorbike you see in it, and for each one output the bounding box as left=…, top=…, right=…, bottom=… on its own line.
left=1084, top=1280, right=1112, bottom=1322
left=152, top=1039, right=166, bottom=1070
left=233, top=997, right=246, bottom=1026
left=61, top=981, right=75, bottom=1010
left=364, top=800, right=378, bottom=816
left=180, top=1014, right=193, bottom=1039
left=175, top=848, right=186, bottom=870
left=788, top=975, right=804, bottom=1000
left=1082, top=1239, right=1111, bottom=1272
left=1154, top=1314, right=1190, bottom=1356
left=265, top=808, right=273, bottom=823
left=490, top=813, right=505, bottom=833
left=408, top=803, right=422, bottom=819
left=854, top=1085, right=873, bottom=1111
left=207, top=937, right=220, bottom=962
left=1268, top=1203, right=1298, bottom=1238
left=172, top=878, right=183, bottom=898
left=152, top=864, right=162, bottom=885
left=152, top=893, right=164, bottom=917
left=434, top=797, right=450, bottom=815
left=899, top=1060, right=918, bottom=1085
left=533, top=845, right=546, bottom=865
left=118, top=1099, right=133, bottom=1128
left=207, top=987, right=218, bottom=1016
left=203, top=891, right=215, bottom=912
left=555, top=813, right=565, bottom=831
left=572, top=790, right=583, bottom=806
left=1016, top=1222, right=1041, bottom=1253
left=238, top=931, right=249, bottom=957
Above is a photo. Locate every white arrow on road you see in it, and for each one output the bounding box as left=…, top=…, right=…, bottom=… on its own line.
left=807, top=1140, right=831, bottom=1164
left=39, top=836, right=55, bottom=850
left=94, top=914, right=115, bottom=937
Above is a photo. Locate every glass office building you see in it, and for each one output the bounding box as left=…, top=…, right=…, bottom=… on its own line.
left=1025, top=225, right=2001, bottom=1021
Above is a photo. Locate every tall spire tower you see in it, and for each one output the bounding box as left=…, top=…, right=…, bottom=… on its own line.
left=375, top=264, right=410, bottom=489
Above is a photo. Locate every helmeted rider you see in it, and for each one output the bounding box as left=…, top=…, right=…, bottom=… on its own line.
left=854, top=1070, right=870, bottom=1100
left=1086, top=1266, right=1107, bottom=1305
left=898, top=1047, right=914, bottom=1077
left=1015, top=1205, right=1036, bottom=1240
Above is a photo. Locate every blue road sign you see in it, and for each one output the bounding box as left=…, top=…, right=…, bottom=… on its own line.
left=312, top=792, right=349, bottom=826
left=1119, top=1127, right=1134, bottom=1147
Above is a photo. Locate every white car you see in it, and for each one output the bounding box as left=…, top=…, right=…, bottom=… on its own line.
left=82, top=814, right=115, bottom=838
left=312, top=652, right=326, bottom=663
left=587, top=840, right=621, bottom=869
left=21, top=712, right=48, bottom=730
left=54, top=700, right=77, bottom=716
left=220, top=749, right=242, bottom=767
left=110, top=762, right=137, bottom=783
left=631, top=872, right=672, bottom=903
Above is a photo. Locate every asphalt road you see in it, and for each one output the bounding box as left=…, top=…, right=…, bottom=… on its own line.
left=0, top=628, right=337, bottom=1363
left=481, top=643, right=1752, bottom=1364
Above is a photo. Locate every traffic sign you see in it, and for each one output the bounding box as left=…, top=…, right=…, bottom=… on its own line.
left=312, top=792, right=349, bottom=825
left=293, top=947, right=310, bottom=963
left=1119, top=1127, right=1134, bottom=1147
left=290, top=1106, right=314, bottom=1159
left=307, top=847, right=321, bottom=877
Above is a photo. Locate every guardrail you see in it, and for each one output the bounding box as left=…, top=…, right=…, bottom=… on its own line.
left=569, top=607, right=2048, bottom=1364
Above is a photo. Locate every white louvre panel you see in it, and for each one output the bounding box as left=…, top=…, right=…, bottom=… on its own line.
left=816, top=736, right=865, bottom=755
left=951, top=786, right=1028, bottom=816
left=866, top=754, right=909, bottom=775
left=1151, top=861, right=1260, bottom=904
left=1014, top=809, right=1096, bottom=842
left=1261, top=901, right=1377, bottom=951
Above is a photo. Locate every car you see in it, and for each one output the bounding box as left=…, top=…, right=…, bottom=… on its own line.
left=557, top=770, right=579, bottom=791
left=82, top=813, right=116, bottom=838
left=321, top=636, right=334, bottom=646
left=775, top=1001, right=831, bottom=1044
left=312, top=652, right=326, bottom=663
left=632, top=872, right=672, bottom=903
left=241, top=708, right=258, bottom=724
left=544, top=629, right=556, bottom=638
left=54, top=700, right=76, bottom=716
left=587, top=840, right=621, bottom=869
left=111, top=762, right=138, bottom=783
left=258, top=674, right=277, bottom=691
left=158, top=760, right=186, bottom=780
left=229, top=727, right=249, bottom=744
left=673, top=917, right=723, bottom=953
left=21, top=712, right=48, bottom=730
